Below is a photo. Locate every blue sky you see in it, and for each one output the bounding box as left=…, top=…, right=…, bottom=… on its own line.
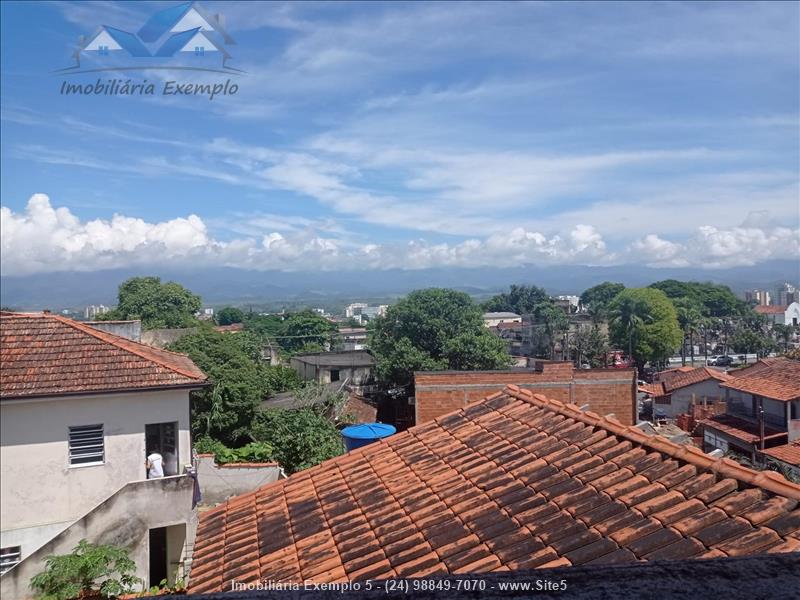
left=1, top=1, right=798, bottom=275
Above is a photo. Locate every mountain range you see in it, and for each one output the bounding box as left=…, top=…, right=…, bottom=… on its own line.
left=2, top=260, right=798, bottom=311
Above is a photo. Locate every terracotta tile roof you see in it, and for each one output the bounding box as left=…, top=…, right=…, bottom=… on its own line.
left=662, top=367, right=732, bottom=394
left=189, top=386, right=800, bottom=592
left=1, top=312, right=207, bottom=399
left=701, top=414, right=788, bottom=445
left=760, top=442, right=800, bottom=467
left=721, top=357, right=800, bottom=402
left=754, top=305, right=789, bottom=315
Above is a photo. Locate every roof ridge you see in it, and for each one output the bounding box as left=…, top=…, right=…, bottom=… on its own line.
left=50, top=314, right=205, bottom=381
left=503, top=384, right=800, bottom=500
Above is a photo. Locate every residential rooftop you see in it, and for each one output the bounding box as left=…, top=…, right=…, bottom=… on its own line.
left=482, top=312, right=522, bottom=319
left=189, top=385, right=800, bottom=593
left=721, top=357, right=800, bottom=402
left=0, top=311, right=207, bottom=399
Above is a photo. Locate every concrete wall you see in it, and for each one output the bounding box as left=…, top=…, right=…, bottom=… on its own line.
left=195, top=454, right=283, bottom=506
left=414, top=364, right=635, bottom=426
left=290, top=359, right=373, bottom=386
left=141, top=328, right=198, bottom=348
left=85, top=320, right=142, bottom=342
left=1, top=389, right=192, bottom=561
left=0, top=475, right=197, bottom=600
left=657, top=379, right=727, bottom=418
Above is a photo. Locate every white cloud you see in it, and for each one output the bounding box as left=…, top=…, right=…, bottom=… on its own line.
left=2, top=195, right=797, bottom=276
left=629, top=227, right=800, bottom=268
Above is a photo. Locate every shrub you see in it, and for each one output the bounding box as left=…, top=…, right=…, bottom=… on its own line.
left=30, top=540, right=139, bottom=600
left=194, top=438, right=274, bottom=464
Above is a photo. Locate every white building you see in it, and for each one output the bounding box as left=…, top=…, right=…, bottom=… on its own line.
left=482, top=312, right=522, bottom=327
left=754, top=302, right=800, bottom=326
left=0, top=311, right=207, bottom=598
left=84, top=304, right=110, bottom=319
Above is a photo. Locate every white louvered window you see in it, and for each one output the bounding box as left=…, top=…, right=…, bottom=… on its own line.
left=0, top=546, right=21, bottom=574
left=68, top=424, right=105, bottom=466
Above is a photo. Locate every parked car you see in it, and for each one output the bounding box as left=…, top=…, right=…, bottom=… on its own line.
left=715, top=355, right=734, bottom=367
left=707, top=355, right=722, bottom=365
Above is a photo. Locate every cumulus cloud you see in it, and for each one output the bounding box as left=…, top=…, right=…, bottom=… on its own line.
left=1, top=195, right=797, bottom=276
left=629, top=227, right=800, bottom=268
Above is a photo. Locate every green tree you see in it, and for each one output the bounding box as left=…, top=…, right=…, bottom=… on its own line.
left=280, top=311, right=337, bottom=353
left=216, top=306, right=244, bottom=326
left=252, top=408, right=343, bottom=473
left=572, top=325, right=610, bottom=368
left=673, top=297, right=704, bottom=366
left=609, top=288, right=682, bottom=370
left=100, top=276, right=201, bottom=329
left=731, top=329, right=777, bottom=357
left=579, top=282, right=625, bottom=322
left=371, top=288, right=510, bottom=386
left=31, top=540, right=139, bottom=600
left=649, top=280, right=746, bottom=317
left=535, top=303, right=570, bottom=359
left=483, top=284, right=549, bottom=315
left=772, top=323, right=794, bottom=352
left=168, top=328, right=300, bottom=445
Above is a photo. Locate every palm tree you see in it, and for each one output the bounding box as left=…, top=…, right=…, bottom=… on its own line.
left=609, top=296, right=653, bottom=367
left=675, top=299, right=703, bottom=366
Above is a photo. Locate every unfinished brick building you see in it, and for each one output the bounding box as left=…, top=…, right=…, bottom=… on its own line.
left=414, top=362, right=636, bottom=426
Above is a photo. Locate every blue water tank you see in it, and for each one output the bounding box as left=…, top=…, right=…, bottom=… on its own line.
left=341, top=423, right=396, bottom=451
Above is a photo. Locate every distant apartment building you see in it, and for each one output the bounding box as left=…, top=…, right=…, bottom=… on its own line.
left=84, top=304, right=110, bottom=319
left=745, top=289, right=771, bottom=306
left=775, top=282, right=798, bottom=307
left=0, top=312, right=207, bottom=598
left=197, top=307, right=214, bottom=320
left=702, top=358, right=800, bottom=463
left=344, top=303, right=387, bottom=323
left=344, top=303, right=368, bottom=318
left=414, top=361, right=636, bottom=426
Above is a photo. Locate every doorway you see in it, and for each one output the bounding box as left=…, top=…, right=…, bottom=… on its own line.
left=145, top=422, right=178, bottom=477
left=148, top=528, right=167, bottom=587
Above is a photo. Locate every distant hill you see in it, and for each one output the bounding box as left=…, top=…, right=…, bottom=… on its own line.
left=1, top=260, right=797, bottom=310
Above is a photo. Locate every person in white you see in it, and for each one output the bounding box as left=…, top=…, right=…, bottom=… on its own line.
left=146, top=450, right=164, bottom=479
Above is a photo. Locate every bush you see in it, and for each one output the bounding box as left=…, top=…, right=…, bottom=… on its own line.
left=30, top=540, right=140, bottom=600
left=252, top=408, right=343, bottom=474
left=194, top=438, right=274, bottom=464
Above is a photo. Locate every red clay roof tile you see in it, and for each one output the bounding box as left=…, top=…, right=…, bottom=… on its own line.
left=189, top=386, right=800, bottom=593
left=1, top=311, right=206, bottom=398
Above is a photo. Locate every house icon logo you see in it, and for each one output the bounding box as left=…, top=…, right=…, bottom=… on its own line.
left=60, top=1, right=242, bottom=74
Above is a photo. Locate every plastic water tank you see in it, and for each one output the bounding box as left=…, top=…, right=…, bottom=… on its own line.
left=341, top=423, right=396, bottom=451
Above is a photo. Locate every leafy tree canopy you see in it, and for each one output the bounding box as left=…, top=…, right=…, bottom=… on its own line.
left=370, top=288, right=510, bottom=386
left=483, top=284, right=549, bottom=315
left=730, top=329, right=777, bottom=357
left=579, top=282, right=625, bottom=318
left=251, top=408, right=343, bottom=473
left=216, top=306, right=244, bottom=325
left=100, top=276, right=201, bottom=329
left=608, top=287, right=682, bottom=369
left=168, top=328, right=300, bottom=445
left=649, top=280, right=745, bottom=317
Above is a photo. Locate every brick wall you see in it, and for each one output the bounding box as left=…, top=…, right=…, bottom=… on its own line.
left=414, top=363, right=636, bottom=426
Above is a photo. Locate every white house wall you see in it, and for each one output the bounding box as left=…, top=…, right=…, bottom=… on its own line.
left=0, top=388, right=191, bottom=560
left=660, top=379, right=727, bottom=418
